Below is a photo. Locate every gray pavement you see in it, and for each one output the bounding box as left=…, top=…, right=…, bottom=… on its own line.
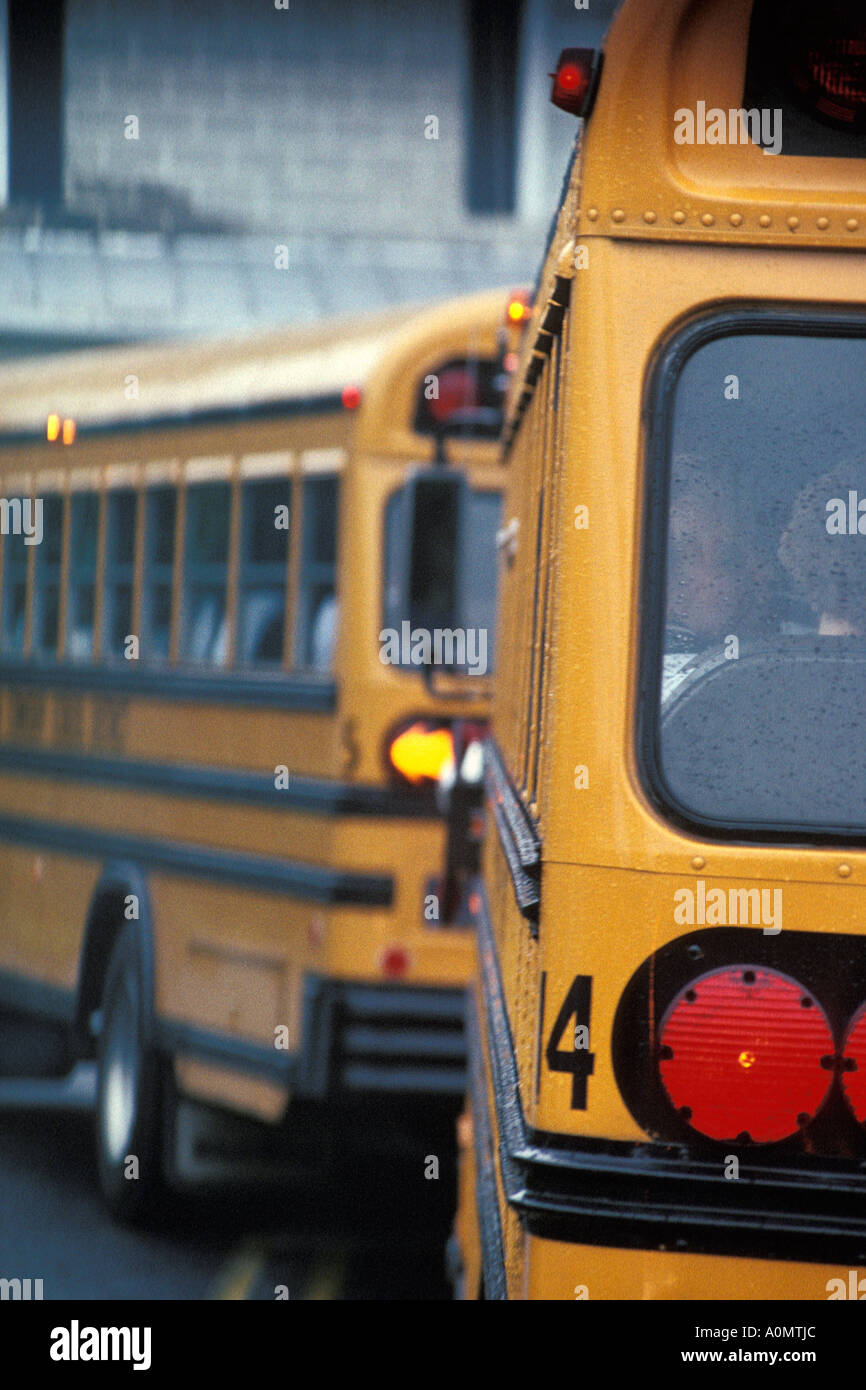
left=0, top=1039, right=458, bottom=1300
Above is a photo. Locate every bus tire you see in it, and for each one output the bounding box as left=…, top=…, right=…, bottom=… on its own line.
left=95, top=923, right=165, bottom=1223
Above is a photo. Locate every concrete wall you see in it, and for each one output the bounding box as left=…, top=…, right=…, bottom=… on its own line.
left=63, top=0, right=618, bottom=237
left=0, top=0, right=621, bottom=339
left=64, top=0, right=470, bottom=236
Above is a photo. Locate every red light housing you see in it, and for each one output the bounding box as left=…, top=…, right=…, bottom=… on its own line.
left=841, top=1002, right=866, bottom=1121
left=789, top=32, right=866, bottom=126
left=426, top=367, right=480, bottom=425
left=386, top=719, right=454, bottom=787
left=549, top=48, right=599, bottom=119
left=658, top=966, right=834, bottom=1144
left=341, top=383, right=362, bottom=410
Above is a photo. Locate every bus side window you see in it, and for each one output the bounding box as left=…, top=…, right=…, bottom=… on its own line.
left=1, top=499, right=29, bottom=656
left=296, top=475, right=338, bottom=672
left=238, top=478, right=290, bottom=666
left=67, top=492, right=99, bottom=661
left=102, top=489, right=137, bottom=660
left=33, top=494, right=63, bottom=656
left=141, top=487, right=176, bottom=662
left=180, top=482, right=230, bottom=666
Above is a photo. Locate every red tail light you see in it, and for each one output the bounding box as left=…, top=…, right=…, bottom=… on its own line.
left=387, top=720, right=454, bottom=786
left=841, top=1002, right=866, bottom=1121
left=658, top=966, right=834, bottom=1143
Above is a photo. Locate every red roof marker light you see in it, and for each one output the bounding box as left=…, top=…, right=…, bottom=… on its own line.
left=549, top=48, right=601, bottom=119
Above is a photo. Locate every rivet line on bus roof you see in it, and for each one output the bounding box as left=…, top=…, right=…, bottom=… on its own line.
left=587, top=207, right=861, bottom=236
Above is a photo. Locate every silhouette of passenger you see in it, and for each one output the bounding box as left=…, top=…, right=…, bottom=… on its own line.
left=666, top=472, right=741, bottom=648
left=663, top=459, right=746, bottom=699
left=778, top=465, right=866, bottom=637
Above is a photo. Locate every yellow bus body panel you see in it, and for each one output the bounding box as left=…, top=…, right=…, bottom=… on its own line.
left=464, top=0, right=866, bottom=1298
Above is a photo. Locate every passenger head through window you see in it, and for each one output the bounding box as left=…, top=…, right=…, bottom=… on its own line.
left=779, top=462, right=866, bottom=637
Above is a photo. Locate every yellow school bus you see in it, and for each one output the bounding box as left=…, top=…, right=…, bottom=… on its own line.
left=453, top=0, right=866, bottom=1299
left=0, top=287, right=522, bottom=1219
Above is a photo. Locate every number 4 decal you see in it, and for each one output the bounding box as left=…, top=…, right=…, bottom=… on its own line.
left=543, top=973, right=595, bottom=1109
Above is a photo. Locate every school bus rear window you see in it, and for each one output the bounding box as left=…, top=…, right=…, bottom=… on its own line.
left=655, top=319, right=866, bottom=837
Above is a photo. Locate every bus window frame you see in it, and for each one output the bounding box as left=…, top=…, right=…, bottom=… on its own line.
left=637, top=300, right=866, bottom=848
left=293, top=472, right=339, bottom=674
left=101, top=487, right=138, bottom=662
left=179, top=478, right=233, bottom=668
left=66, top=489, right=101, bottom=663
left=380, top=476, right=502, bottom=682
left=33, top=491, right=64, bottom=656
left=1, top=497, right=31, bottom=657
left=14, top=467, right=309, bottom=679
left=529, top=333, right=563, bottom=808
left=141, top=484, right=178, bottom=665
left=236, top=474, right=292, bottom=669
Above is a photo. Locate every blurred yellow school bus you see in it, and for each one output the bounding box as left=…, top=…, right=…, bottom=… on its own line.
left=0, top=287, right=521, bottom=1218
left=451, top=0, right=866, bottom=1299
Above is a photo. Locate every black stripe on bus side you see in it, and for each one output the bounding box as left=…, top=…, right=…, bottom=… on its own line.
left=0, top=744, right=440, bottom=820
left=0, top=812, right=393, bottom=906
left=465, top=984, right=508, bottom=1300
left=0, top=969, right=74, bottom=1024
left=0, top=660, right=337, bottom=711
left=483, top=738, right=541, bottom=929
left=157, top=1018, right=298, bottom=1086
left=0, top=391, right=346, bottom=448
left=475, top=880, right=538, bottom=1213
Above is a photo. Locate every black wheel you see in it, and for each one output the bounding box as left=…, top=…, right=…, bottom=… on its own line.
left=95, top=923, right=165, bottom=1222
